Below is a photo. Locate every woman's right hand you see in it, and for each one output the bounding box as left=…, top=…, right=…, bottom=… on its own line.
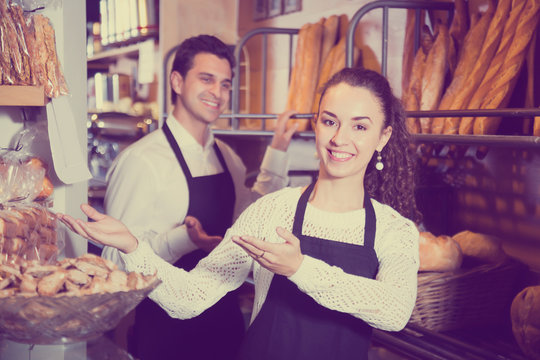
left=57, top=204, right=139, bottom=254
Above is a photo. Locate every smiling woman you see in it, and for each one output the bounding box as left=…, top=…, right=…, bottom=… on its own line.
left=58, top=67, right=421, bottom=360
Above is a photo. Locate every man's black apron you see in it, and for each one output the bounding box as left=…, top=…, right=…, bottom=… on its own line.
left=131, top=122, right=245, bottom=360
left=237, top=182, right=379, bottom=360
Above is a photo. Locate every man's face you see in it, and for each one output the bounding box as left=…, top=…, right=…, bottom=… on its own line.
left=171, top=52, right=232, bottom=125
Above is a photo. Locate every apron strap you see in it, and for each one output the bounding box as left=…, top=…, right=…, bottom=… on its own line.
left=162, top=121, right=193, bottom=181
left=292, top=182, right=377, bottom=249
left=292, top=182, right=316, bottom=235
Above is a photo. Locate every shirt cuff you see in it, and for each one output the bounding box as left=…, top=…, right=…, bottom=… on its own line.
left=166, top=225, right=198, bottom=260
left=261, top=146, right=289, bottom=177
left=120, top=240, right=152, bottom=273
left=287, top=255, right=320, bottom=290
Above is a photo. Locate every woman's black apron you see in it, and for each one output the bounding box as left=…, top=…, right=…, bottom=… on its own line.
left=131, top=122, right=245, bottom=360
left=237, top=182, right=379, bottom=360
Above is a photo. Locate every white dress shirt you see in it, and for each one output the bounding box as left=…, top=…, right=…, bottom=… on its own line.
left=102, top=115, right=290, bottom=268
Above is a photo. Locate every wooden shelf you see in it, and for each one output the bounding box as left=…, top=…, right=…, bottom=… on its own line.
left=0, top=85, right=47, bottom=106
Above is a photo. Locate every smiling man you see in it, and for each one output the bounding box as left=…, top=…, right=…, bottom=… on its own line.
left=101, top=35, right=298, bottom=360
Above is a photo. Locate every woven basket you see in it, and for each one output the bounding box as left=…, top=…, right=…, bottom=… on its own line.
left=409, top=260, right=524, bottom=332
left=0, top=279, right=160, bottom=345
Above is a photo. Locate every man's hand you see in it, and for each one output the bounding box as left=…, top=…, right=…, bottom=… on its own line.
left=185, top=216, right=223, bottom=252
left=270, top=110, right=299, bottom=151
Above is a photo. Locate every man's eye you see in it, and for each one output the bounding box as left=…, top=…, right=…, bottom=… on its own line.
left=222, top=83, right=232, bottom=91
left=201, top=77, right=211, bottom=83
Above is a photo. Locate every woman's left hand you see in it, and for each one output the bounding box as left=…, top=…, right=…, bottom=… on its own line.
left=232, top=226, right=304, bottom=277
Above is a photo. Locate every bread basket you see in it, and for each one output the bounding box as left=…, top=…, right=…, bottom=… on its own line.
left=409, top=259, right=525, bottom=332
left=0, top=278, right=160, bottom=345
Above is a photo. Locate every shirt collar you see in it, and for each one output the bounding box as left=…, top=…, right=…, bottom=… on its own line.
left=165, top=114, right=215, bottom=151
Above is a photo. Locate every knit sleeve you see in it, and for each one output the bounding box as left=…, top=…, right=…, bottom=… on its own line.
left=288, top=211, right=419, bottom=331
left=120, top=228, right=253, bottom=319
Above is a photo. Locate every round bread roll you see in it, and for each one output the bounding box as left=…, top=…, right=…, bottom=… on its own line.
left=419, top=232, right=463, bottom=272
left=452, top=230, right=507, bottom=263
left=511, top=286, right=540, bottom=360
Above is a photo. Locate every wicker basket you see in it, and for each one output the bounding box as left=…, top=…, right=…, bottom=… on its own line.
left=0, top=279, right=160, bottom=345
left=409, top=260, right=525, bottom=332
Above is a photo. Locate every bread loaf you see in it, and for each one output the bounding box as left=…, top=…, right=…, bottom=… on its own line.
left=312, top=15, right=340, bottom=114
left=419, top=21, right=449, bottom=133
left=441, top=0, right=512, bottom=134
left=535, top=116, right=540, bottom=136
left=403, top=25, right=433, bottom=133
left=458, top=0, right=527, bottom=134
left=511, top=286, right=540, bottom=360
left=452, top=230, right=507, bottom=263
left=285, top=23, right=309, bottom=113
left=431, top=4, right=494, bottom=134
left=401, top=9, right=417, bottom=102
left=447, top=0, right=469, bottom=76
left=418, top=232, right=463, bottom=272
left=473, top=0, right=540, bottom=135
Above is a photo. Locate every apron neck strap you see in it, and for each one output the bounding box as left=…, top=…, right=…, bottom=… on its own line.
left=292, top=182, right=377, bottom=248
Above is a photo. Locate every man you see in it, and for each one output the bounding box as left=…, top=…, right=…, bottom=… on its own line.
left=101, top=35, right=297, bottom=360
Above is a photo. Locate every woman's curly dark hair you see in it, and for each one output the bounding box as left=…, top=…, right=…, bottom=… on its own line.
left=319, top=68, right=422, bottom=223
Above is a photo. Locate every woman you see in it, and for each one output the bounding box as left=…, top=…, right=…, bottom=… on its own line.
left=59, top=67, right=421, bottom=360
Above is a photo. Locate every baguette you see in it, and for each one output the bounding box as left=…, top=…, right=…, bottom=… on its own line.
left=312, top=15, right=340, bottom=114
left=401, top=9, right=417, bottom=101
left=431, top=3, right=494, bottom=134
left=441, top=0, right=511, bottom=134
left=474, top=0, right=540, bottom=135
left=419, top=21, right=449, bottom=133
left=459, top=0, right=527, bottom=134
left=535, top=116, right=540, bottom=136
left=447, top=0, right=469, bottom=76
left=1, top=1, right=23, bottom=84
left=404, top=25, right=433, bottom=133
left=285, top=22, right=309, bottom=112
left=295, top=19, right=323, bottom=117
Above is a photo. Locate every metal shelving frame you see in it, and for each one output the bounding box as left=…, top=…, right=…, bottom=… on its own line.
left=221, top=0, right=540, bottom=149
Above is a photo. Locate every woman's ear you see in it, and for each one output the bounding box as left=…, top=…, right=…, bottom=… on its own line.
left=170, top=71, right=184, bottom=97
left=376, top=126, right=392, bottom=152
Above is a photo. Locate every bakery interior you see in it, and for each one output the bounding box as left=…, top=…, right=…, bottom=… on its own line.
left=1, top=0, right=540, bottom=358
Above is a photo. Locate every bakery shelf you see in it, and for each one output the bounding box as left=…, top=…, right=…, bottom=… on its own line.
left=0, top=85, right=47, bottom=107
left=87, top=41, right=146, bottom=63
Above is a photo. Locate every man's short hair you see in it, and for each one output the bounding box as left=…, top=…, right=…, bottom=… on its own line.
left=170, top=35, right=235, bottom=104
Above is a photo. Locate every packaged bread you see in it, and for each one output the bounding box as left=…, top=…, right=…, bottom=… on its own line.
left=452, top=230, right=507, bottom=263
left=511, top=286, right=540, bottom=360
left=418, top=231, right=463, bottom=272
left=473, top=0, right=540, bottom=135
left=431, top=3, right=494, bottom=134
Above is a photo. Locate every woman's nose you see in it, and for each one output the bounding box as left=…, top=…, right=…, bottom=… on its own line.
left=331, top=126, right=349, bottom=145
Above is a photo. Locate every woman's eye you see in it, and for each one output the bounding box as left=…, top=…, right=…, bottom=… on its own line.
left=354, top=124, right=367, bottom=131
left=322, top=119, right=336, bottom=126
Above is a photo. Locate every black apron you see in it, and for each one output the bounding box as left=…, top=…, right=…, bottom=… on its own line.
left=131, top=122, right=245, bottom=360
left=237, top=182, right=379, bottom=360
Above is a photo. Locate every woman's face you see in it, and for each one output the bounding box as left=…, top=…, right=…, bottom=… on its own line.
left=314, top=82, right=392, bottom=181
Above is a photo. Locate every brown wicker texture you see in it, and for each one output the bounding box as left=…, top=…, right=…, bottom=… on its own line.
left=0, top=278, right=160, bottom=345
left=410, top=260, right=524, bottom=332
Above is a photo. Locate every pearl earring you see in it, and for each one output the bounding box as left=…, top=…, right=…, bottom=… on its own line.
left=375, top=151, right=384, bottom=171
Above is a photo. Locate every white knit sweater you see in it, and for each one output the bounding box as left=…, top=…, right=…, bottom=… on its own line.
left=121, top=186, right=420, bottom=332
